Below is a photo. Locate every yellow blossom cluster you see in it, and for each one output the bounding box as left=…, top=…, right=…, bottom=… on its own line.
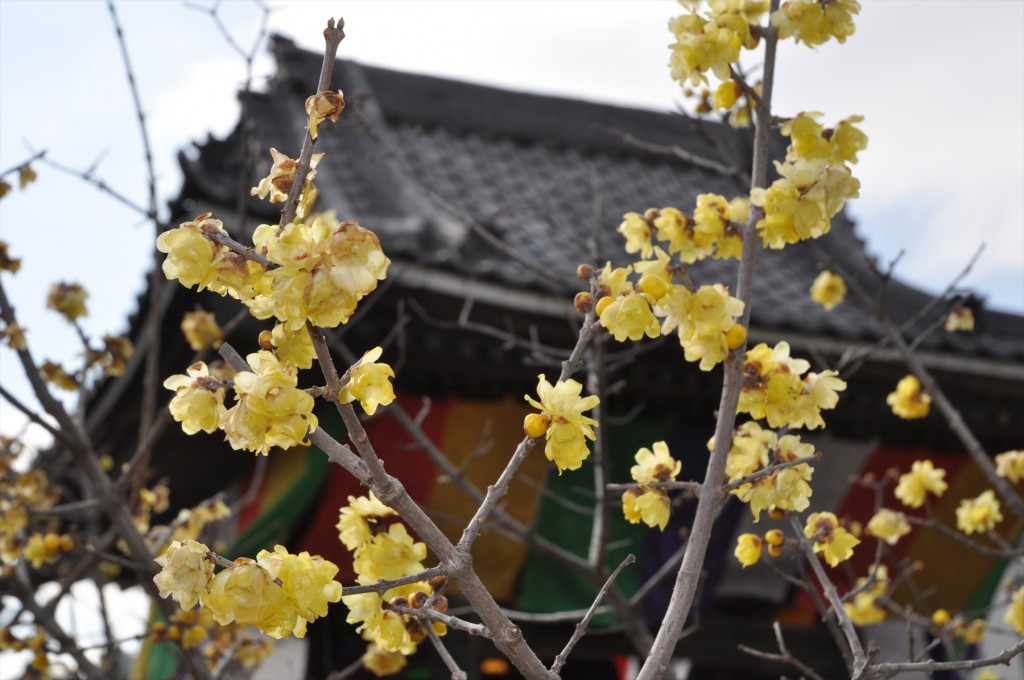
left=954, top=490, right=1002, bottom=536
left=618, top=201, right=747, bottom=265
left=157, top=213, right=265, bottom=300
left=22, top=532, right=75, bottom=569
left=1007, top=586, right=1024, bottom=637
left=734, top=533, right=763, bottom=567
left=771, top=0, right=861, bottom=47
left=221, top=351, right=318, bottom=454
left=622, top=441, right=682, bottom=531
left=887, top=374, right=931, bottom=420
left=0, top=627, right=49, bottom=673
left=163, top=362, right=228, bottom=436
left=524, top=374, right=601, bottom=473
left=894, top=459, right=947, bottom=508
left=810, top=270, right=846, bottom=310
left=0, top=321, right=26, bottom=350
left=738, top=341, right=846, bottom=429
left=944, top=306, right=974, bottom=332
left=718, top=422, right=816, bottom=520
left=250, top=147, right=324, bottom=220
left=751, top=112, right=865, bottom=249
left=149, top=606, right=275, bottom=672
left=668, top=1, right=768, bottom=87
left=595, top=251, right=746, bottom=371
left=260, top=323, right=317, bottom=370
left=804, top=511, right=859, bottom=567
left=337, top=495, right=446, bottom=656
left=153, top=539, right=342, bottom=639
left=338, top=347, right=397, bottom=416
left=842, top=565, right=889, bottom=626
left=0, top=463, right=61, bottom=568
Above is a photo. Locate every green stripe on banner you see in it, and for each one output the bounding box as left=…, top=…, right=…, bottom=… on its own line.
left=517, top=416, right=672, bottom=626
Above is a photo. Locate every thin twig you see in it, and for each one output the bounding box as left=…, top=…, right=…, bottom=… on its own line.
left=551, top=554, right=636, bottom=674
left=737, top=621, right=828, bottom=680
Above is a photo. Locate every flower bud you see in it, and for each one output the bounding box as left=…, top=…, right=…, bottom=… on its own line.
left=764, top=529, right=785, bottom=547
left=524, top=413, right=549, bottom=439
left=767, top=542, right=785, bottom=557
left=931, top=609, right=951, bottom=627
left=409, top=590, right=429, bottom=609
left=258, top=329, right=274, bottom=350
left=725, top=324, right=747, bottom=350
left=576, top=264, right=594, bottom=280
left=574, top=292, right=593, bottom=314
left=431, top=594, right=448, bottom=614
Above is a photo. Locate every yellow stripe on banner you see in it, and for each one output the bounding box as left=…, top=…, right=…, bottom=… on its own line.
left=432, top=396, right=545, bottom=602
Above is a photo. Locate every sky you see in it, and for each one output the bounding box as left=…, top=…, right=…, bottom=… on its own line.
left=1, top=0, right=1023, bottom=441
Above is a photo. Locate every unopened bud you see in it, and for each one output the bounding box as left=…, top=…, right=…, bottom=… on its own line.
left=428, top=575, right=448, bottom=591
left=389, top=596, right=409, bottom=608
left=767, top=543, right=785, bottom=557
left=576, top=264, right=594, bottom=280
left=524, top=413, right=549, bottom=439
left=725, top=324, right=747, bottom=350
left=768, top=508, right=786, bottom=520
left=931, top=609, right=951, bottom=627
left=258, top=330, right=274, bottom=350
left=574, top=291, right=593, bottom=314
left=764, top=529, right=785, bottom=547
left=642, top=208, right=659, bottom=222
left=432, top=595, right=448, bottom=614
left=409, top=591, right=428, bottom=609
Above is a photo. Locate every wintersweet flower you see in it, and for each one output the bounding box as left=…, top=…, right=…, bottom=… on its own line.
left=305, top=90, right=345, bottom=140
left=843, top=565, right=888, bottom=626
left=599, top=292, right=661, bottom=342
left=712, top=81, right=740, bottom=109
left=630, top=441, right=682, bottom=487
left=677, top=284, right=745, bottom=371
left=250, top=148, right=324, bottom=204
left=955, top=490, right=1003, bottom=535
left=352, top=523, right=427, bottom=582
left=249, top=219, right=389, bottom=331
left=221, top=351, right=317, bottom=455
left=157, top=214, right=266, bottom=300
left=337, top=493, right=397, bottom=551
left=621, top=488, right=671, bottom=531
left=342, top=581, right=433, bottom=654
left=153, top=539, right=214, bottom=610
left=618, top=212, right=654, bottom=259
left=264, top=323, right=317, bottom=370
left=0, top=322, right=26, bottom=350
left=944, top=307, right=974, bottom=332
left=995, top=450, right=1024, bottom=483
left=256, top=546, right=342, bottom=636
left=525, top=375, right=600, bottom=473
left=163, top=362, right=227, bottom=435
left=668, top=12, right=743, bottom=86
left=202, top=558, right=298, bottom=637
left=180, top=310, right=223, bottom=351
left=1006, top=586, right=1024, bottom=636
left=738, top=342, right=845, bottom=429
left=810, top=271, right=846, bottom=310
left=894, top=460, right=947, bottom=508
left=653, top=207, right=715, bottom=262
left=0, top=241, right=21, bottom=273
left=720, top=421, right=773, bottom=481
left=46, top=282, right=88, bottom=321
left=362, top=643, right=408, bottom=676
left=866, top=509, right=911, bottom=545
left=338, top=347, right=396, bottom=415
left=734, top=533, right=762, bottom=567
left=887, top=375, right=931, bottom=419
left=771, top=0, right=860, bottom=47
left=804, top=512, right=859, bottom=567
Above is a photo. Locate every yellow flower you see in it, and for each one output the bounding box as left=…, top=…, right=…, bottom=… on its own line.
left=250, top=147, right=324, bottom=204
left=362, top=643, right=408, bottom=676
left=621, top=488, right=671, bottom=531
left=738, top=342, right=845, bottom=429
left=0, top=322, right=26, bottom=350
left=337, top=493, right=396, bottom=552
left=599, top=291, right=661, bottom=342
left=0, top=241, right=22, bottom=273
left=954, top=490, right=1002, bottom=535
left=249, top=220, right=389, bottom=331
left=712, top=81, right=740, bottom=110
left=804, top=512, right=859, bottom=567
left=960, top=618, right=986, bottom=645
left=1006, top=586, right=1024, bottom=636
left=676, top=284, right=745, bottom=371
left=353, top=523, right=427, bottom=582
left=720, top=421, right=773, bottom=481
left=866, top=509, right=911, bottom=545
left=180, top=310, right=223, bottom=351
left=887, top=375, right=931, bottom=419
left=630, top=441, right=681, bottom=486
left=338, top=347, right=396, bottom=415
left=163, top=362, right=227, bottom=435
left=46, top=282, right=88, bottom=321
left=305, top=90, right=345, bottom=140
left=810, top=271, right=846, bottom=310
left=39, top=361, right=76, bottom=391
left=653, top=207, right=714, bottom=262
left=668, top=11, right=743, bottom=87
left=894, top=460, right=947, bottom=509
left=843, top=565, right=888, bottom=626
left=618, top=212, right=654, bottom=259
left=256, top=546, right=342, bottom=636
left=221, top=351, right=318, bottom=454
left=734, top=533, right=763, bottom=567
left=525, top=375, right=600, bottom=473
left=202, top=558, right=298, bottom=638
left=153, top=539, right=214, bottom=610
left=771, top=0, right=860, bottom=47
left=995, top=450, right=1024, bottom=483
left=100, top=335, right=134, bottom=377
left=944, top=306, right=974, bottom=332
left=264, top=323, right=317, bottom=370
left=343, top=581, right=428, bottom=654
left=691, top=194, right=744, bottom=260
